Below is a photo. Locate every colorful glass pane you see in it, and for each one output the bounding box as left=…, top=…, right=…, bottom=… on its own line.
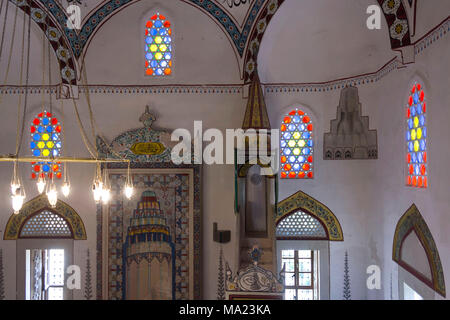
left=145, top=14, right=172, bottom=76
left=30, top=111, right=62, bottom=179
left=406, top=82, right=427, bottom=188
left=280, top=109, right=313, bottom=179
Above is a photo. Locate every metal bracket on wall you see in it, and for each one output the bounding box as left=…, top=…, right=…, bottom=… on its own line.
left=213, top=223, right=231, bottom=244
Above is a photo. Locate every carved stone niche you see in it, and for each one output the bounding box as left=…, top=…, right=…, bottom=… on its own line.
left=324, top=86, right=378, bottom=160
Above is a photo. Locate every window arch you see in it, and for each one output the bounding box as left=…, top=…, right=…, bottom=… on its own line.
left=145, top=13, right=172, bottom=76
left=30, top=111, right=62, bottom=179
left=280, top=108, right=314, bottom=179
left=406, top=82, right=427, bottom=188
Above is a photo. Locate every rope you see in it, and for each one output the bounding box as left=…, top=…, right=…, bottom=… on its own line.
left=0, top=3, right=18, bottom=106
left=71, top=97, right=98, bottom=159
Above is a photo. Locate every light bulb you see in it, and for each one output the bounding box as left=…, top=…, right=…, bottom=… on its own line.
left=12, top=193, right=25, bottom=214
left=101, top=188, right=111, bottom=204
left=93, top=181, right=103, bottom=203
left=124, top=184, right=134, bottom=199
left=36, top=176, right=46, bottom=194
left=11, top=182, right=20, bottom=195
left=61, top=182, right=70, bottom=197
left=46, top=185, right=58, bottom=208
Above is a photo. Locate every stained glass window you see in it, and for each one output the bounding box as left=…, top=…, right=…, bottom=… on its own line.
left=30, top=111, right=62, bottom=179
left=406, top=82, right=427, bottom=188
left=280, top=109, right=313, bottom=179
left=145, top=13, right=172, bottom=76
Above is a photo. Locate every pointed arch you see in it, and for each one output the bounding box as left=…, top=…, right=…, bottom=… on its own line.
left=276, top=190, right=343, bottom=241
left=393, top=204, right=445, bottom=297
left=3, top=195, right=87, bottom=240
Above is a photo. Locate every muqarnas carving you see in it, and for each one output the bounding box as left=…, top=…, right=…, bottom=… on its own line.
left=324, top=87, right=378, bottom=160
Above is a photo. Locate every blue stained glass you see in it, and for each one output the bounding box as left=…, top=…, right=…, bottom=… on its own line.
left=417, top=153, right=423, bottom=163
left=42, top=118, right=49, bottom=125
left=160, top=29, right=167, bottom=36
left=408, top=119, right=413, bottom=129
left=302, top=132, right=310, bottom=139
left=154, top=20, right=162, bottom=28
left=156, top=69, right=163, bottom=75
left=406, top=131, right=411, bottom=141
left=292, top=116, right=300, bottom=123
left=283, top=132, right=291, bottom=139
left=160, top=61, right=167, bottom=68
left=293, top=164, right=300, bottom=170
left=420, top=140, right=426, bottom=151
left=411, top=153, right=417, bottom=163
left=145, top=53, right=152, bottom=60
left=410, top=106, right=416, bottom=117
left=307, top=140, right=313, bottom=147
left=150, top=60, right=158, bottom=68
left=145, top=37, right=152, bottom=44
left=416, top=104, right=422, bottom=115
left=53, top=150, right=59, bottom=156
left=298, top=124, right=306, bottom=131
left=164, top=37, right=171, bottom=43
left=30, top=142, right=36, bottom=149
left=408, top=142, right=414, bottom=152
left=288, top=124, right=295, bottom=131
left=414, top=93, right=419, bottom=104
left=420, top=115, right=425, bottom=126
left=43, top=165, right=50, bottom=172
left=33, top=149, right=40, bottom=156
left=164, top=53, right=171, bottom=60
left=33, top=134, right=40, bottom=141
left=298, top=156, right=305, bottom=163
left=52, top=134, right=58, bottom=141
left=38, top=126, right=44, bottom=133
left=284, top=149, right=291, bottom=155
left=289, top=156, right=296, bottom=163
left=415, top=165, right=420, bottom=175
left=303, top=148, right=310, bottom=155
left=46, top=126, right=52, bottom=133
left=150, top=28, right=158, bottom=36
left=423, top=127, right=427, bottom=138
left=280, top=141, right=286, bottom=148
left=56, top=142, right=61, bottom=148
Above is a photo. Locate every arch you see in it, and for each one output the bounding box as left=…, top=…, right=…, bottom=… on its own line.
left=243, top=0, right=411, bottom=82
left=8, top=0, right=77, bottom=85
left=392, top=204, right=445, bottom=297
left=3, top=195, right=87, bottom=240
left=276, top=190, right=343, bottom=241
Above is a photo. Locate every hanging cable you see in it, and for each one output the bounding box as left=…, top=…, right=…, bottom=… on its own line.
left=1, top=3, right=18, bottom=86
left=0, top=0, right=9, bottom=62
left=14, top=9, right=26, bottom=157
left=15, top=6, right=31, bottom=157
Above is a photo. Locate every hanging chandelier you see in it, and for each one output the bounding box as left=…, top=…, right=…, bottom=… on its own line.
left=0, top=3, right=133, bottom=214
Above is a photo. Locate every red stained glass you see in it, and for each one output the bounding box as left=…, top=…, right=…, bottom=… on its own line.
left=408, top=96, right=413, bottom=106
left=307, top=124, right=313, bottom=131
left=46, top=112, right=52, bottom=117
left=38, top=112, right=43, bottom=117
left=164, top=20, right=171, bottom=28
left=424, top=177, right=428, bottom=187
left=56, top=125, right=61, bottom=133
left=284, top=164, right=291, bottom=171
left=159, top=14, right=166, bottom=20
left=151, top=14, right=157, bottom=20
left=418, top=177, right=423, bottom=187
left=284, top=116, right=291, bottom=123
left=56, top=172, right=62, bottom=179
left=412, top=176, right=417, bottom=186
left=422, top=102, right=426, bottom=113
left=307, top=156, right=313, bottom=163
left=146, top=21, right=152, bottom=28
left=288, top=172, right=296, bottom=178
left=31, top=126, right=36, bottom=133
left=281, top=156, right=286, bottom=163
left=420, top=165, right=426, bottom=176
left=302, top=116, right=310, bottom=123
left=289, top=110, right=296, bottom=116
left=281, top=124, right=286, bottom=131
left=31, top=173, right=36, bottom=179
left=407, top=108, right=410, bottom=118
left=34, top=165, right=40, bottom=172
left=420, top=90, right=424, bottom=102
left=417, top=83, right=421, bottom=90
left=423, top=152, right=427, bottom=163
left=281, top=172, right=287, bottom=179
left=33, top=118, right=39, bottom=125
left=51, top=118, right=58, bottom=125
left=302, top=163, right=310, bottom=171
left=407, top=153, right=411, bottom=163
left=297, top=110, right=304, bottom=115
left=407, top=176, right=411, bottom=185
left=298, top=172, right=305, bottom=178
left=411, top=86, right=415, bottom=93
left=307, top=172, right=313, bottom=178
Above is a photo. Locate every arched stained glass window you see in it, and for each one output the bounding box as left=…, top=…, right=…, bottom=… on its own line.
left=406, top=82, right=427, bottom=188
left=280, top=109, right=314, bottom=179
left=145, top=13, right=172, bottom=76
left=30, top=111, right=62, bottom=179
